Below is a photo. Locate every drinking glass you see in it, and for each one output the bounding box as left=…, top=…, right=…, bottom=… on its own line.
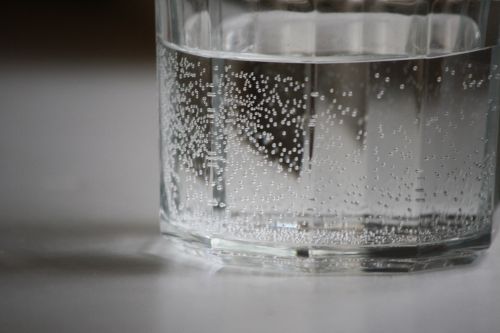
left=156, top=0, right=500, bottom=272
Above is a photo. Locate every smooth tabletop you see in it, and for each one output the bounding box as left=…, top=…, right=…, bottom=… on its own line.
left=0, top=220, right=499, bottom=333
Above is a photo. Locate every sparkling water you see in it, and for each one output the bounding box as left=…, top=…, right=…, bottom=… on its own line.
left=158, top=15, right=498, bottom=249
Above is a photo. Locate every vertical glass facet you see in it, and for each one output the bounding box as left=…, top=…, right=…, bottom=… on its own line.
left=156, top=0, right=499, bottom=272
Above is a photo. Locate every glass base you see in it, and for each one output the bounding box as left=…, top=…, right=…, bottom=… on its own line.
left=160, top=220, right=491, bottom=273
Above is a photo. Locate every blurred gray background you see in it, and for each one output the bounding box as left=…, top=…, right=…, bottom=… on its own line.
left=2, top=1, right=500, bottom=229
left=0, top=0, right=158, bottom=227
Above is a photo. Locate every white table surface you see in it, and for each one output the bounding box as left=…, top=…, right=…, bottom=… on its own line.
left=0, top=62, right=499, bottom=333
left=0, top=220, right=499, bottom=333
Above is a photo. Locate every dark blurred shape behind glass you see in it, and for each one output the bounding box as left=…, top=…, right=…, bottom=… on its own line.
left=0, top=0, right=155, bottom=63
left=0, top=1, right=159, bottom=226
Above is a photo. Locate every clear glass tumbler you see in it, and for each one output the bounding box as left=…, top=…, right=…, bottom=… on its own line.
left=156, top=0, right=500, bottom=272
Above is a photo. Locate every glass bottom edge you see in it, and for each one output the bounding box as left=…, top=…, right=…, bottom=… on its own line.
left=159, top=221, right=491, bottom=273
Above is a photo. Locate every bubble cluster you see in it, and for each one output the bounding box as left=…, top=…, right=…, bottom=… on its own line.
left=159, top=42, right=498, bottom=246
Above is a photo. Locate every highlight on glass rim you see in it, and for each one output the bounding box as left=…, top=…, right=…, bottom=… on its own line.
left=156, top=0, right=500, bottom=272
